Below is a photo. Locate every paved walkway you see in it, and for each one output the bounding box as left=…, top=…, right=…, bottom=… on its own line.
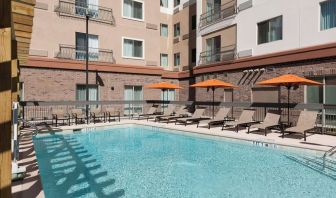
left=12, top=129, right=44, bottom=198
left=12, top=118, right=336, bottom=197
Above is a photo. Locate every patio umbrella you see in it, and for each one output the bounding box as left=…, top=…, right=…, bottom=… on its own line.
left=191, top=79, right=237, bottom=119
left=145, top=82, right=182, bottom=113
left=256, top=74, right=322, bottom=124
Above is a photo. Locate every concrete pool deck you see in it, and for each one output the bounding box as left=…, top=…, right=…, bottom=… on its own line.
left=12, top=119, right=336, bottom=197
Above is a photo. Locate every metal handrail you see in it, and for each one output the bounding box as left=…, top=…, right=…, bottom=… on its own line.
left=199, top=1, right=237, bottom=28
left=56, top=44, right=114, bottom=63
left=199, top=45, right=237, bottom=65
left=322, top=146, right=336, bottom=169
left=55, top=0, right=115, bottom=25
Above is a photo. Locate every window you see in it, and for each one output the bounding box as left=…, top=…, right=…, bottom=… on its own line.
left=174, top=23, right=180, bottom=37
left=160, top=24, right=168, bottom=37
left=123, top=0, right=143, bottom=20
left=174, top=0, right=180, bottom=7
left=76, top=32, right=99, bottom=61
left=174, top=53, right=180, bottom=66
left=76, top=84, right=99, bottom=101
left=123, top=38, right=144, bottom=59
left=160, top=53, right=168, bottom=67
left=258, top=16, right=283, bottom=44
left=191, top=15, right=197, bottom=30
left=75, top=0, right=99, bottom=17
left=205, top=36, right=221, bottom=63
left=161, top=89, right=175, bottom=111
left=320, top=0, right=336, bottom=30
left=160, top=0, right=168, bottom=8
left=191, top=48, right=196, bottom=63
left=124, top=85, right=143, bottom=115
left=306, top=77, right=336, bottom=105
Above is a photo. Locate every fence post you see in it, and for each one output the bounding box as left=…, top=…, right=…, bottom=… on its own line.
left=128, top=101, right=131, bottom=119
left=322, top=107, right=326, bottom=135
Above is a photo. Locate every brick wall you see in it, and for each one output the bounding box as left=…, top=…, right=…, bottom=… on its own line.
left=20, top=67, right=181, bottom=101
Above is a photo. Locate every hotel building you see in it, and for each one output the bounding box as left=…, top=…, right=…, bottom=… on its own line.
left=21, top=0, right=336, bottom=114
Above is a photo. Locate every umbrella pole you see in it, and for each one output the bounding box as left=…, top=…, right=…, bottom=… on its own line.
left=162, top=89, right=165, bottom=114
left=212, top=87, right=215, bottom=119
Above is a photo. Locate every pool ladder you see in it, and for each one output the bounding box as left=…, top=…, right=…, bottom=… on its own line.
left=322, top=146, right=336, bottom=170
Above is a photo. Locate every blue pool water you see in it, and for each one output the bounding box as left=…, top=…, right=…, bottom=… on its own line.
left=33, top=124, right=336, bottom=198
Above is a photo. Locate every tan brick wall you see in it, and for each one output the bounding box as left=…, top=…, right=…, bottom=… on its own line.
left=194, top=58, right=336, bottom=104
left=20, top=67, right=179, bottom=101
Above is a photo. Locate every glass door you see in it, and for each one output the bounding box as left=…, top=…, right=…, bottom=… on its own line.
left=124, top=86, right=143, bottom=115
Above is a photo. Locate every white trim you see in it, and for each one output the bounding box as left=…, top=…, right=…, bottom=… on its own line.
left=121, top=0, right=145, bottom=22
left=122, top=36, right=145, bottom=60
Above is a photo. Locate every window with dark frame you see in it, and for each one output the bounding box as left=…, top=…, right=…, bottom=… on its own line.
left=191, top=15, right=197, bottom=30
left=174, top=53, right=180, bottom=66
left=257, top=16, right=283, bottom=44
left=174, top=0, right=180, bottom=7
left=191, top=48, right=196, bottom=63
left=174, top=23, right=180, bottom=37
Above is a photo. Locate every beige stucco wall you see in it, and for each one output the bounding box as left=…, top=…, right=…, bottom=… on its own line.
left=172, top=3, right=197, bottom=70
left=160, top=13, right=174, bottom=70
left=30, top=0, right=165, bottom=67
left=202, top=25, right=237, bottom=50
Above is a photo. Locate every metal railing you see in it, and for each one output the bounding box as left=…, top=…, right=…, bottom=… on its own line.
left=199, top=45, right=236, bottom=65
left=19, top=100, right=336, bottom=135
left=199, top=1, right=237, bottom=28
left=55, top=0, right=115, bottom=25
left=56, top=44, right=114, bottom=63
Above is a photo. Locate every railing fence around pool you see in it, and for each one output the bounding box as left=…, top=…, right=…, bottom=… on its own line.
left=19, top=100, right=336, bottom=136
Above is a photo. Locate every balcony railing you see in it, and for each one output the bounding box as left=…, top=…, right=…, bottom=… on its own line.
left=56, top=44, right=114, bottom=63
left=199, top=1, right=237, bottom=28
left=199, top=45, right=236, bottom=65
left=55, top=0, right=115, bottom=25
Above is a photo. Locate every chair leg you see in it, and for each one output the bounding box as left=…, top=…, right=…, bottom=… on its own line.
left=236, top=125, right=239, bottom=133
left=56, top=119, right=58, bottom=127
left=304, top=131, right=306, bottom=141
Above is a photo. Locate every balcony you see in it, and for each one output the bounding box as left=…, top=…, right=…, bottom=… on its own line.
left=199, top=1, right=236, bottom=28
left=56, top=44, right=114, bottom=63
left=199, top=45, right=236, bottom=65
left=55, top=0, right=115, bottom=25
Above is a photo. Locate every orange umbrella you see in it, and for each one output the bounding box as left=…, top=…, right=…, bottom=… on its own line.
left=191, top=79, right=237, bottom=118
left=145, top=82, right=182, bottom=113
left=145, top=82, right=182, bottom=90
left=257, top=74, right=322, bottom=123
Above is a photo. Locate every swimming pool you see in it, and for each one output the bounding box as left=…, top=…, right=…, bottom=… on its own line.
left=33, top=124, right=336, bottom=198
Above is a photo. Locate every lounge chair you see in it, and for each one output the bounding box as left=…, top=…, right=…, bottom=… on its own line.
left=175, top=108, right=207, bottom=126
left=105, top=107, right=120, bottom=122
left=282, top=111, right=319, bottom=141
left=197, top=107, right=234, bottom=129
left=71, top=108, right=87, bottom=125
left=150, top=104, right=175, bottom=122
left=132, top=105, right=159, bottom=120
left=51, top=109, right=70, bottom=127
left=90, top=108, right=105, bottom=124
left=222, top=109, right=257, bottom=132
left=249, top=110, right=281, bottom=136
left=158, top=105, right=188, bottom=123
